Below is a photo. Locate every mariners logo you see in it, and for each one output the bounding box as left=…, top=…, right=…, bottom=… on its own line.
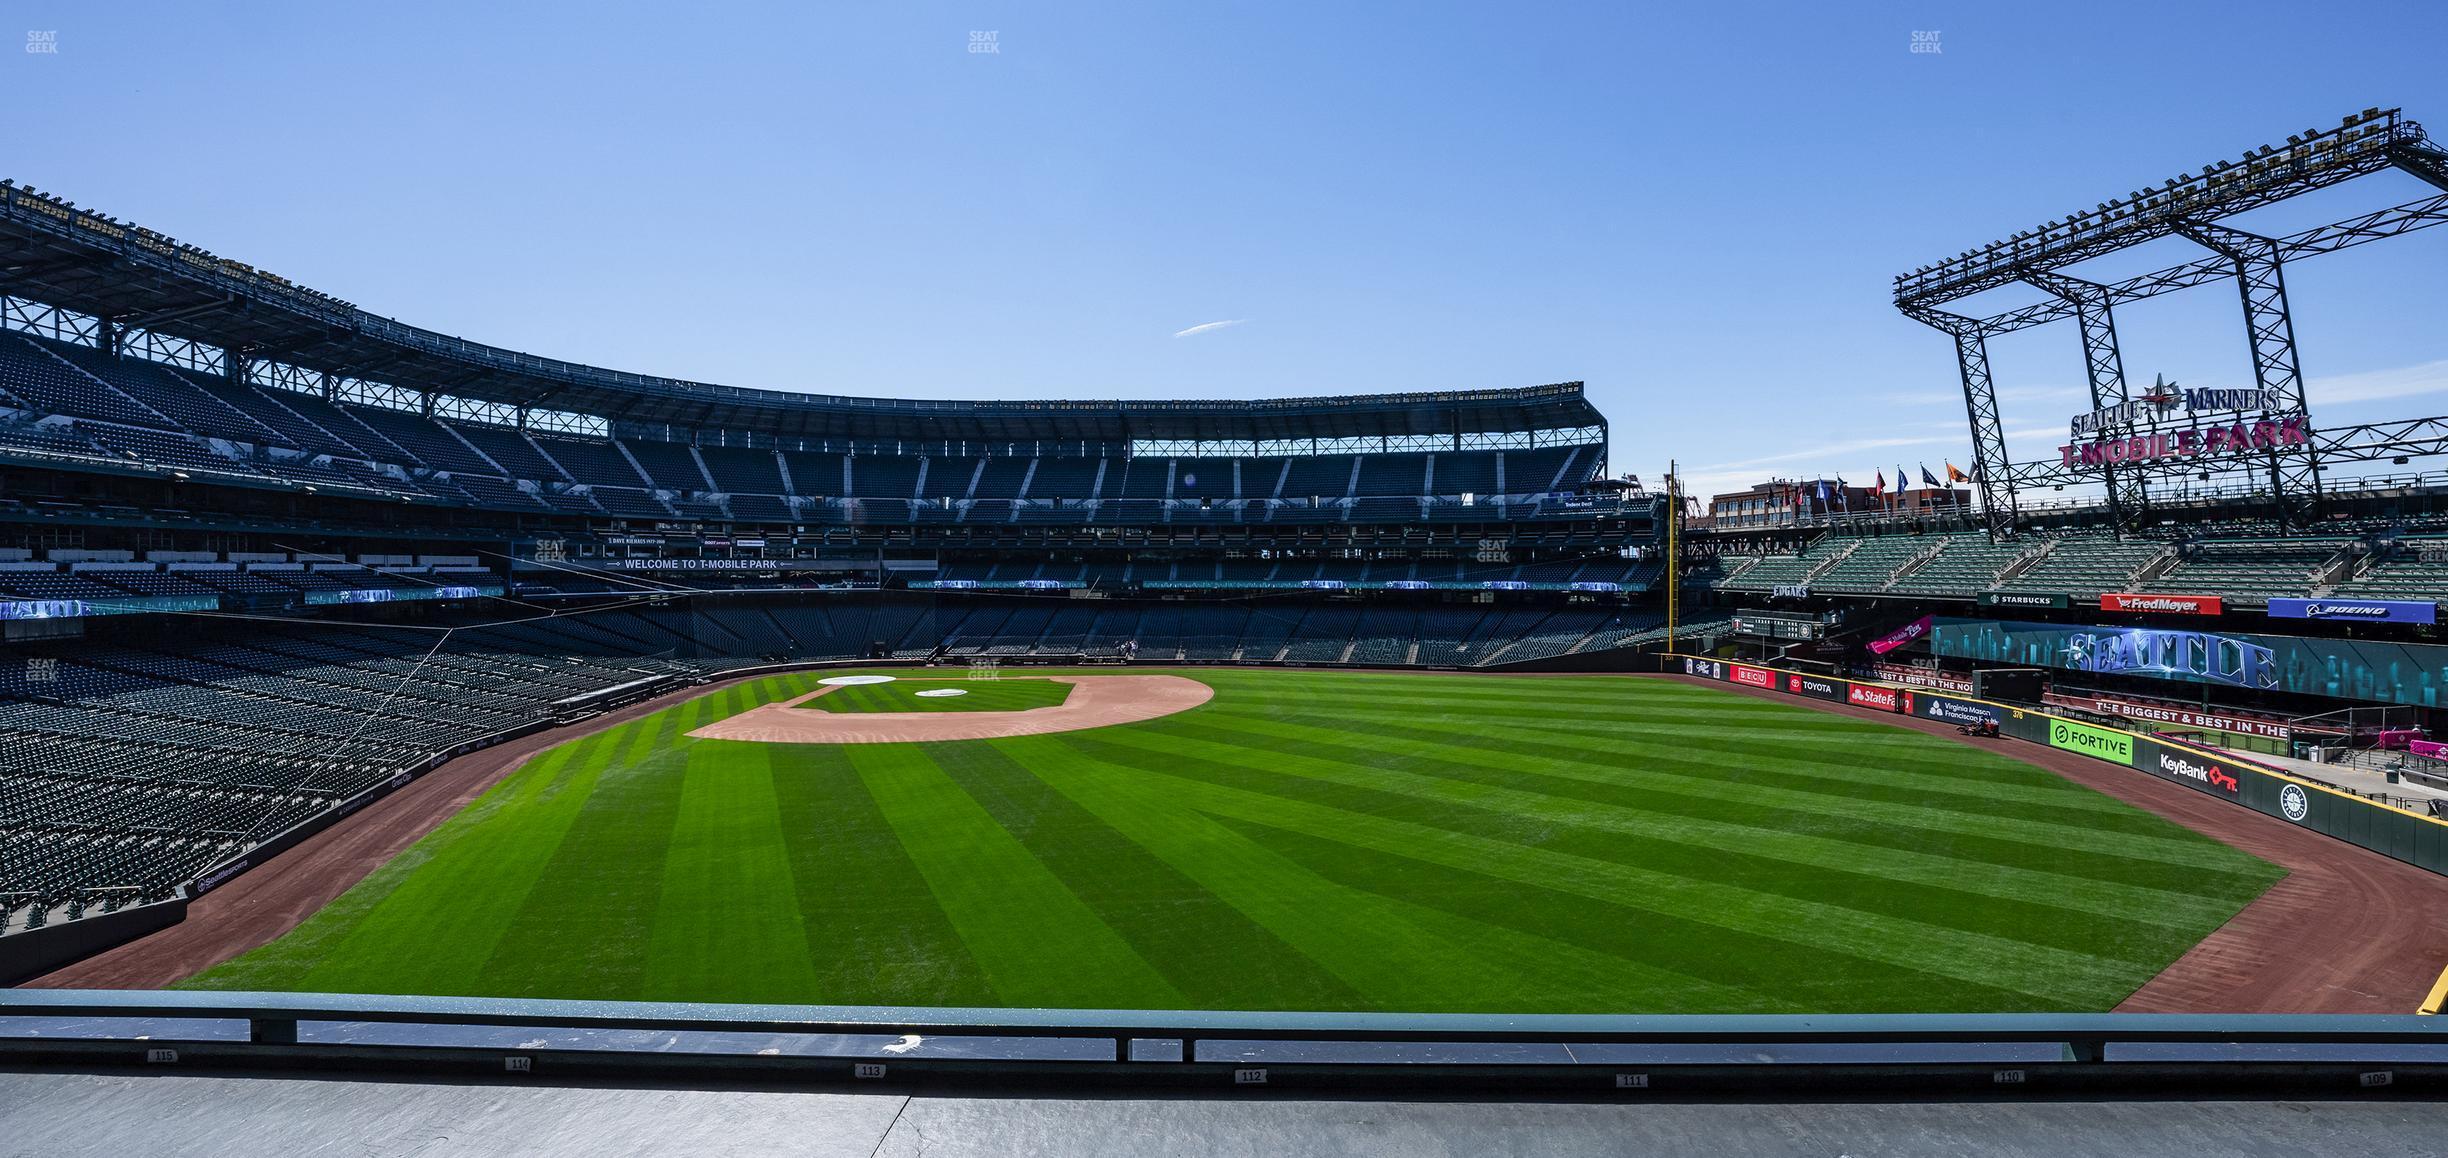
left=2279, top=783, right=2310, bottom=823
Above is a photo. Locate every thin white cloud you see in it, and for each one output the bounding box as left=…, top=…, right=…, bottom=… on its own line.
left=1879, top=383, right=2087, bottom=407
left=1691, top=431, right=1964, bottom=475
left=1171, top=318, right=1247, bottom=338
left=2307, top=358, right=2448, bottom=406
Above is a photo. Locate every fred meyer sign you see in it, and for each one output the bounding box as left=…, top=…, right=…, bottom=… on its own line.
left=2099, top=592, right=2223, bottom=616
left=2267, top=597, right=2436, bottom=625
left=2047, top=718, right=2134, bottom=765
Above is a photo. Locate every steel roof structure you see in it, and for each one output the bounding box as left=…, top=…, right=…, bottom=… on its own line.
left=0, top=183, right=1601, bottom=445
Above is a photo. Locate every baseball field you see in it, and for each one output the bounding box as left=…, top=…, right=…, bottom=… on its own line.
left=180, top=668, right=2284, bottom=1013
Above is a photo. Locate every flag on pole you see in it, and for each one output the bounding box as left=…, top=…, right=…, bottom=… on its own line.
left=1872, top=470, right=1886, bottom=497
left=1836, top=477, right=1849, bottom=510
left=1945, top=461, right=1969, bottom=483
left=1921, top=464, right=1941, bottom=488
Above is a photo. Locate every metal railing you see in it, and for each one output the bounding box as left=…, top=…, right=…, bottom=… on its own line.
left=2, top=989, right=2444, bottom=1094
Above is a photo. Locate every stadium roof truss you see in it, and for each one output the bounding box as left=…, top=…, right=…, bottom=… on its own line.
left=1896, top=108, right=2448, bottom=538
left=0, top=184, right=1605, bottom=450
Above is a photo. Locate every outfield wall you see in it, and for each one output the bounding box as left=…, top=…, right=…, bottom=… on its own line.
left=1664, top=654, right=2448, bottom=878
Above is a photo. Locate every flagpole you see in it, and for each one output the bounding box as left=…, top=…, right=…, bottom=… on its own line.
left=1666, top=459, right=1679, bottom=657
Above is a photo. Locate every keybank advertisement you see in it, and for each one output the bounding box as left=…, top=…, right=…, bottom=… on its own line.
left=1931, top=618, right=2448, bottom=709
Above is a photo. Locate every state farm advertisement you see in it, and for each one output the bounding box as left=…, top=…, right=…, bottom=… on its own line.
left=1846, top=684, right=1902, bottom=711
left=2099, top=592, right=2224, bottom=616
left=1730, top=664, right=1775, bottom=689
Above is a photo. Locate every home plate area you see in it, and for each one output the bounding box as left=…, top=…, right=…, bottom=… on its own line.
left=685, top=674, right=1214, bottom=744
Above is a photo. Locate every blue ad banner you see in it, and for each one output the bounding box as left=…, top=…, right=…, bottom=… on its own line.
left=0, top=594, right=219, bottom=620
left=308, top=585, right=503, bottom=606
left=2266, top=597, right=2437, bottom=625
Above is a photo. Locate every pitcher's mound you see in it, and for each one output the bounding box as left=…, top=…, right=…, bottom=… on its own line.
left=687, top=674, right=1213, bottom=744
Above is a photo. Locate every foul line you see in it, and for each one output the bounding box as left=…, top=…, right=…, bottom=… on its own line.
left=2421, top=962, right=2448, bottom=1015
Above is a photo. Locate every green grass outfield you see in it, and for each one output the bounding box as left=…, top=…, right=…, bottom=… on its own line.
left=183, top=669, right=2283, bottom=1013
left=810, top=677, right=1073, bottom=714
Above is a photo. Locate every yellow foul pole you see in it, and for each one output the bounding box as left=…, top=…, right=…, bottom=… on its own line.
left=1665, top=459, right=1679, bottom=656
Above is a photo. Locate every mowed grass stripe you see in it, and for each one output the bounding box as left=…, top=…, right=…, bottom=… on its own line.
left=196, top=724, right=626, bottom=994
left=1006, top=736, right=1794, bottom=1013
left=765, top=742, right=998, bottom=1006
left=1237, top=707, right=2250, bottom=869
left=189, top=669, right=2282, bottom=1014
left=844, top=745, right=1185, bottom=1009
left=470, top=698, right=706, bottom=997
left=1212, top=815, right=2081, bottom=1013
left=1205, top=710, right=2275, bottom=900
left=638, top=741, right=821, bottom=1003
left=1282, top=703, right=2148, bottom=818
left=186, top=735, right=595, bottom=993
left=1104, top=721, right=2245, bottom=928
left=1051, top=738, right=2154, bottom=1001
left=1062, top=728, right=2202, bottom=968
left=939, top=742, right=1368, bottom=1011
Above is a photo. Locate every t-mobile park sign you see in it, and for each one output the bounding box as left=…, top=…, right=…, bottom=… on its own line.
left=2058, top=415, right=2309, bottom=470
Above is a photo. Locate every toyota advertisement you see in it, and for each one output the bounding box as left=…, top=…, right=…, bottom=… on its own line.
left=1780, top=673, right=1841, bottom=701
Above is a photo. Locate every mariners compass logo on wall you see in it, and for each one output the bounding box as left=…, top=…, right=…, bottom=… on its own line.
left=2279, top=783, right=2310, bottom=823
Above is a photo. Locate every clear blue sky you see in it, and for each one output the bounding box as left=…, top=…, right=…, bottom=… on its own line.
left=4, top=2, right=2444, bottom=499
